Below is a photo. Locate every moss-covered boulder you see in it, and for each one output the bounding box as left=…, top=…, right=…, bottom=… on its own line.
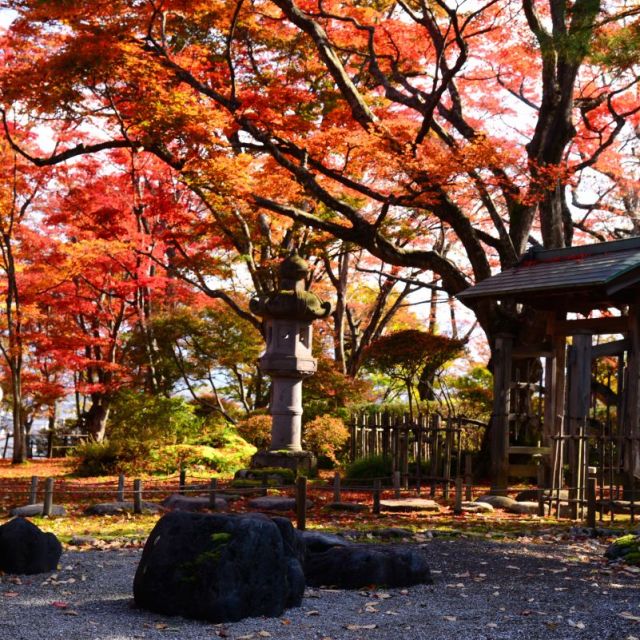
left=133, top=511, right=304, bottom=622
left=605, top=534, right=640, bottom=565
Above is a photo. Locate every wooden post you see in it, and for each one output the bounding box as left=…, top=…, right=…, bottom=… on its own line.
left=393, top=470, right=401, bottom=499
left=453, top=477, right=462, bottom=515
left=208, top=478, right=218, bottom=510
left=491, top=334, right=513, bottom=495
left=117, top=473, right=125, bottom=502
left=295, top=476, right=307, bottom=531
left=179, top=465, right=187, bottom=495
left=464, top=454, right=472, bottom=501
left=133, top=479, right=142, bottom=514
left=624, top=304, right=640, bottom=495
left=537, top=462, right=546, bottom=517
left=29, top=476, right=39, bottom=505
left=350, top=417, right=357, bottom=462
left=443, top=416, right=453, bottom=500
left=42, top=478, right=54, bottom=517
left=430, top=414, right=440, bottom=497
left=586, top=466, right=597, bottom=528
left=402, top=417, right=409, bottom=489
left=373, top=479, right=381, bottom=515
left=415, top=419, right=422, bottom=497
left=567, top=332, right=592, bottom=519
left=333, top=472, right=341, bottom=503
left=261, top=474, right=268, bottom=497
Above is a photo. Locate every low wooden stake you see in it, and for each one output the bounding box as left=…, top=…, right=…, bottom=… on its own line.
left=333, top=472, right=341, bottom=503
left=133, top=479, right=143, bottom=514
left=179, top=466, right=187, bottom=495
left=296, top=476, right=307, bottom=531
left=393, top=471, right=401, bottom=499
left=453, top=477, right=462, bottom=515
left=373, top=479, right=381, bottom=515
left=117, top=473, right=125, bottom=502
left=29, top=476, right=39, bottom=505
left=586, top=466, right=597, bottom=528
left=42, top=478, right=54, bottom=517
left=208, top=477, right=218, bottom=510
left=464, top=454, right=472, bottom=501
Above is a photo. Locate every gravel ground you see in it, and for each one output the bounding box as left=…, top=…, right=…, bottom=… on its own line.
left=1, top=534, right=639, bottom=640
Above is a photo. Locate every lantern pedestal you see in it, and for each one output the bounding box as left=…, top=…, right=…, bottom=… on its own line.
left=251, top=450, right=317, bottom=477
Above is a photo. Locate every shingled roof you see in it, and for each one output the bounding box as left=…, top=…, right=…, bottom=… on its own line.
left=458, top=237, right=640, bottom=311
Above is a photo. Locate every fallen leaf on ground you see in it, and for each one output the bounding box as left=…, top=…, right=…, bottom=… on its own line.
left=619, top=612, right=640, bottom=622
left=345, top=624, right=377, bottom=630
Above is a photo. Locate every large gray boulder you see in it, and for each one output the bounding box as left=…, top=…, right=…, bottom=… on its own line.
left=304, top=544, right=432, bottom=589
left=0, top=517, right=62, bottom=574
left=133, top=511, right=304, bottom=622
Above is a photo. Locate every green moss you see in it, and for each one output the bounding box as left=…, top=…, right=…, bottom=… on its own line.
left=179, top=531, right=233, bottom=582
left=612, top=534, right=638, bottom=548
left=211, top=532, right=232, bottom=544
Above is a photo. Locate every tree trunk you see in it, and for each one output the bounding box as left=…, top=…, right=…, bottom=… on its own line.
left=84, top=396, right=111, bottom=442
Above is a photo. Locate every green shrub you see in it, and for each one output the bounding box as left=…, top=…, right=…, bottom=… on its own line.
left=236, top=414, right=272, bottom=449
left=108, top=390, right=203, bottom=446
left=150, top=437, right=256, bottom=475
left=74, top=440, right=132, bottom=477
left=303, top=414, right=350, bottom=466
left=345, top=455, right=393, bottom=480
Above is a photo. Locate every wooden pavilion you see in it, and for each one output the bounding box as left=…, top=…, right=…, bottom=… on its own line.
left=458, top=237, right=640, bottom=513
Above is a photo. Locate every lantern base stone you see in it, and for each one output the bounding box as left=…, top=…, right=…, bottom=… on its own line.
left=251, top=450, right=317, bottom=477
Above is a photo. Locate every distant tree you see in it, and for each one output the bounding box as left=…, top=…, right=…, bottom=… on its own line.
left=363, top=330, right=464, bottom=418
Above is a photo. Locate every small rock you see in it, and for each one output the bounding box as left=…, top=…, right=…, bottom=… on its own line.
left=605, top=534, right=640, bottom=563
left=326, top=502, right=367, bottom=512
left=67, top=535, right=98, bottom=547
left=379, top=498, right=439, bottom=513
left=0, top=517, right=62, bottom=574
left=9, top=503, right=66, bottom=517
left=301, top=531, right=350, bottom=553
left=85, top=501, right=163, bottom=515
left=507, top=501, right=548, bottom=515
left=460, top=501, right=494, bottom=513
left=161, top=494, right=228, bottom=512
left=475, top=495, right=517, bottom=510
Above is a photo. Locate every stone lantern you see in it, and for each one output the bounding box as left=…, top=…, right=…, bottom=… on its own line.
left=249, top=253, right=332, bottom=474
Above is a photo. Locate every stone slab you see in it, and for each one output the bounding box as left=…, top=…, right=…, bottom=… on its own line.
left=10, top=503, right=66, bottom=517
left=248, top=496, right=312, bottom=511
left=379, top=498, right=439, bottom=512
left=460, top=501, right=494, bottom=513
left=161, top=494, right=228, bottom=512
left=84, top=501, right=163, bottom=515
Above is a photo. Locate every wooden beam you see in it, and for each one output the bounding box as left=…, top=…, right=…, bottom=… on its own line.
left=491, top=334, right=512, bottom=495
left=555, top=316, right=628, bottom=336
left=591, top=339, right=630, bottom=360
